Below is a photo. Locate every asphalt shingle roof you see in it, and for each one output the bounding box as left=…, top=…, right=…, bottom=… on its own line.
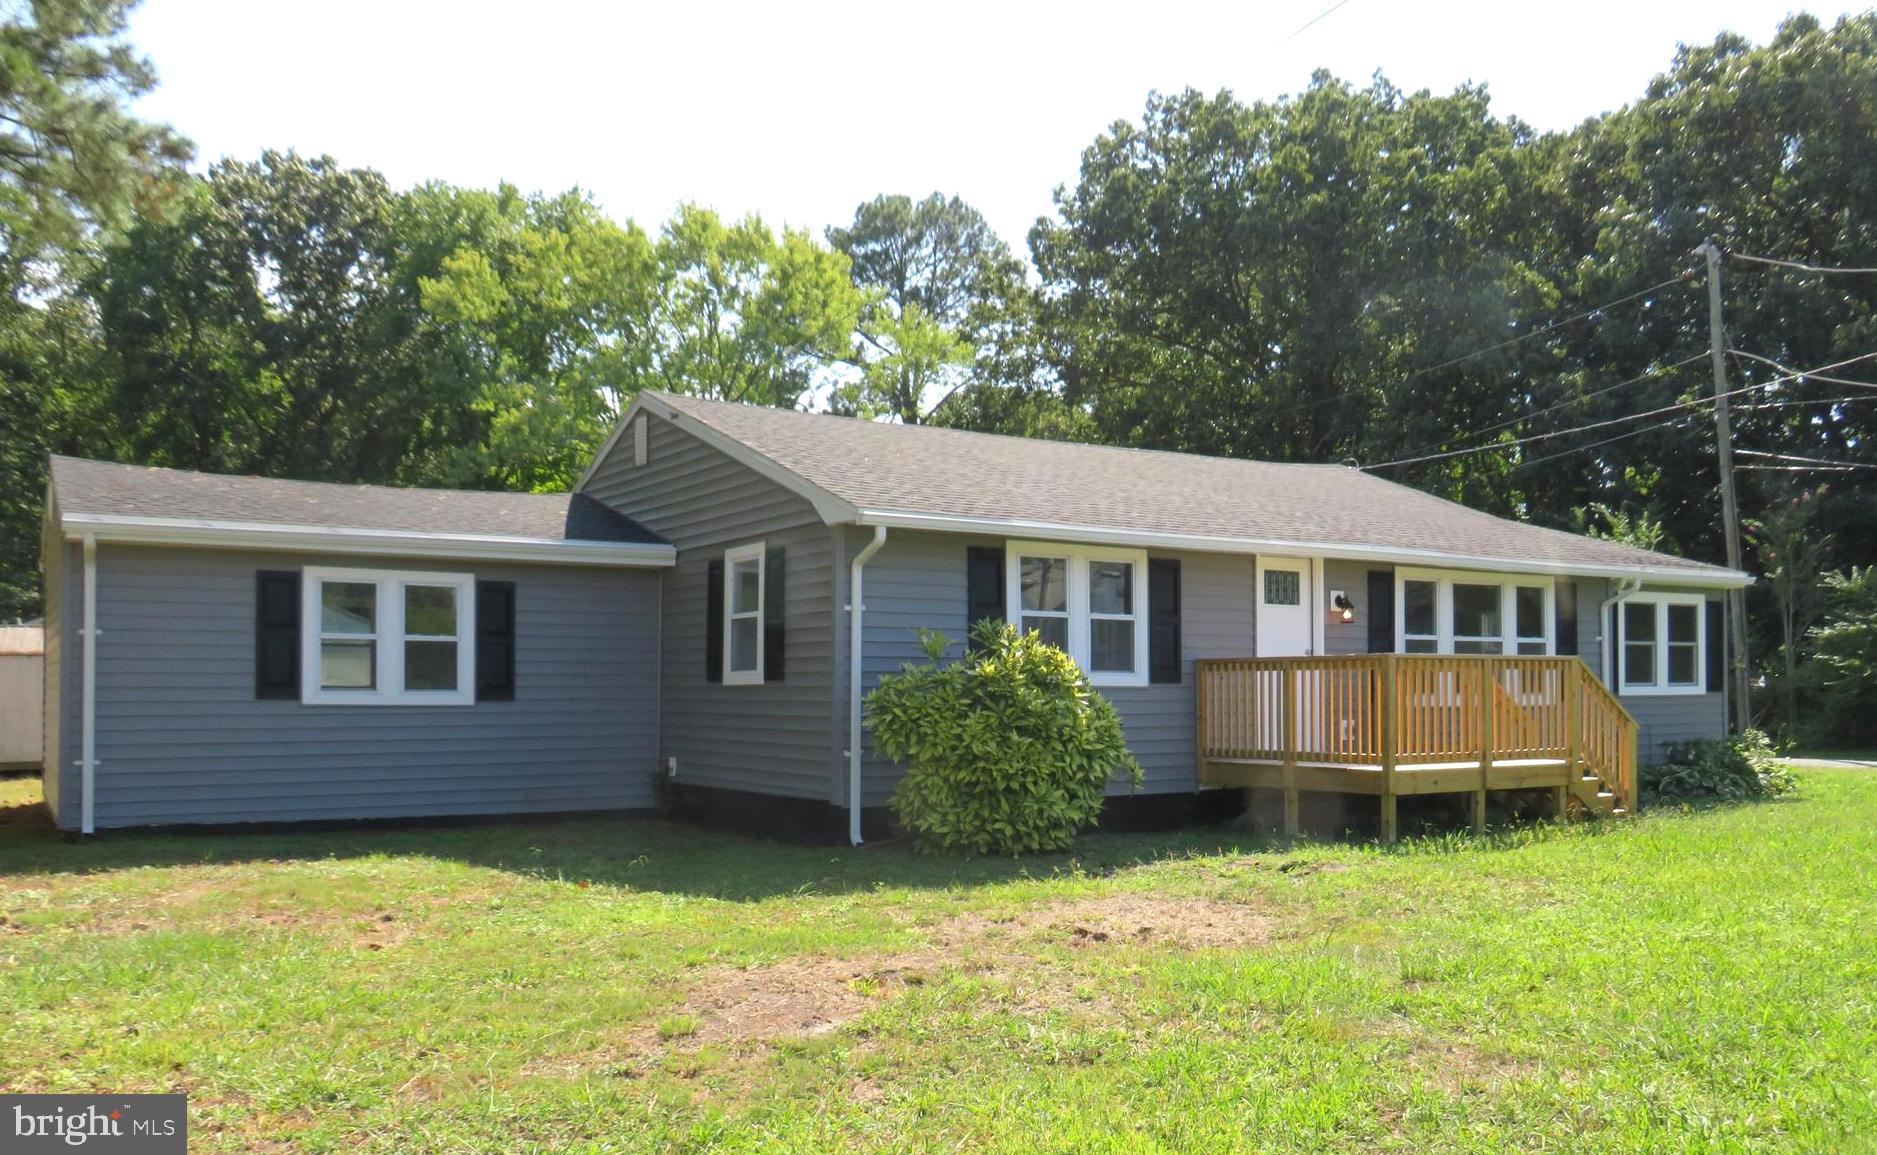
left=51, top=456, right=663, bottom=545
left=647, top=392, right=1736, bottom=577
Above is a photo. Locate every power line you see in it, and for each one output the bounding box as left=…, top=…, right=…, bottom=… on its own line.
left=1728, top=251, right=1877, bottom=276
left=1384, top=352, right=1705, bottom=465
left=1734, top=448, right=1876, bottom=470
left=1277, top=0, right=1354, bottom=45
left=1363, top=350, right=1877, bottom=471
left=1403, top=274, right=1694, bottom=381
left=1728, top=348, right=1877, bottom=391
left=1252, top=271, right=1696, bottom=423
left=1735, top=394, right=1877, bottom=413
left=1509, top=417, right=1694, bottom=472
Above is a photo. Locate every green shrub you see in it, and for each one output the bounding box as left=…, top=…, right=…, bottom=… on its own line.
left=1795, top=566, right=1877, bottom=748
left=864, top=620, right=1143, bottom=855
left=1643, top=729, right=1796, bottom=804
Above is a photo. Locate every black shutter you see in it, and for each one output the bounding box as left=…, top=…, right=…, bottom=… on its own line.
left=1556, top=580, right=1579, bottom=656
left=255, top=570, right=300, bottom=700
left=1148, top=558, right=1182, bottom=683
left=965, top=545, right=1006, bottom=652
left=475, top=580, right=516, bottom=701
left=705, top=558, right=724, bottom=683
left=1609, top=604, right=1620, bottom=687
left=764, top=547, right=786, bottom=682
left=1705, top=599, right=1724, bottom=693
left=1366, top=570, right=1394, bottom=653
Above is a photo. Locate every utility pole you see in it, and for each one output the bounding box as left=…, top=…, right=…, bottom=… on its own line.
left=1698, top=238, right=1752, bottom=731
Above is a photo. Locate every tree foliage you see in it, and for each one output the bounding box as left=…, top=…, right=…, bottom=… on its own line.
left=1795, top=568, right=1877, bottom=748
left=828, top=193, right=1028, bottom=423
left=0, top=0, right=188, bottom=273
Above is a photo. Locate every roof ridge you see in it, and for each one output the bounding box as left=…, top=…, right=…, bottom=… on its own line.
left=51, top=454, right=575, bottom=500
left=647, top=392, right=1357, bottom=473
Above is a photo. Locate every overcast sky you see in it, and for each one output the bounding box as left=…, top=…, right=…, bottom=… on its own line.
left=127, top=1, right=1859, bottom=252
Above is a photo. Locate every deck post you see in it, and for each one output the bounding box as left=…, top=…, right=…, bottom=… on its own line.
left=1561, top=663, right=1583, bottom=820
left=1194, top=660, right=1210, bottom=788
left=1624, top=719, right=1639, bottom=813
left=1282, top=664, right=1300, bottom=836
left=1379, top=654, right=1398, bottom=844
left=1473, top=662, right=1493, bottom=834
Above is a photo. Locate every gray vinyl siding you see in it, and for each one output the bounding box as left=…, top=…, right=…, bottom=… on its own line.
left=836, top=529, right=1257, bottom=806
left=1574, top=577, right=1608, bottom=676
left=582, top=412, right=838, bottom=801
left=65, top=543, right=659, bottom=829
left=1322, top=559, right=1378, bottom=654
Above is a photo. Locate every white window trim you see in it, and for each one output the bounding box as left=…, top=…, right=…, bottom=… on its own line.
left=1616, top=591, right=1708, bottom=696
left=723, top=541, right=766, bottom=686
left=301, top=566, right=476, bottom=706
left=1006, top=540, right=1150, bottom=688
left=1394, top=568, right=1554, bottom=657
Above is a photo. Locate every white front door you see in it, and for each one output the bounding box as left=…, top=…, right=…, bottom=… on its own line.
left=1256, top=556, right=1313, bottom=656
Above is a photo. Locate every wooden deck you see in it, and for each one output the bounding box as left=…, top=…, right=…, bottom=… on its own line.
left=1195, top=654, right=1638, bottom=842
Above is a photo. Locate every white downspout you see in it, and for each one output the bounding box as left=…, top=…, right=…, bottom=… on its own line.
left=846, top=525, right=888, bottom=846
left=1598, top=577, right=1642, bottom=686
left=80, top=532, right=97, bottom=835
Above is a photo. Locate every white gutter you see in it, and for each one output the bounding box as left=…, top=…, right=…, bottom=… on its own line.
left=79, top=532, right=97, bottom=835
left=60, top=514, right=676, bottom=569
left=849, top=509, right=1754, bottom=589
left=1598, top=577, right=1643, bottom=684
left=846, top=525, right=888, bottom=846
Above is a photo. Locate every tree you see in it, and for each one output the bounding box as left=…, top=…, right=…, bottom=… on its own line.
left=1029, top=78, right=1553, bottom=482
left=0, top=0, right=189, bottom=276
left=89, top=152, right=412, bottom=481
left=828, top=193, right=1027, bottom=423
left=1745, top=485, right=1831, bottom=734
left=649, top=205, right=859, bottom=409
left=0, top=0, right=186, bottom=620
left=1798, top=568, right=1877, bottom=747
left=399, top=183, right=659, bottom=490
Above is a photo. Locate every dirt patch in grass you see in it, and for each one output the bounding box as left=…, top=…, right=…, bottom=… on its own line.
left=640, top=950, right=960, bottom=1049
left=938, top=894, right=1275, bottom=951
left=643, top=895, right=1271, bottom=1048
left=1411, top=1040, right=1545, bottom=1095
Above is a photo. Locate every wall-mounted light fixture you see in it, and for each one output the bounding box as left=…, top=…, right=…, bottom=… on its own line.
left=1330, top=590, right=1355, bottom=624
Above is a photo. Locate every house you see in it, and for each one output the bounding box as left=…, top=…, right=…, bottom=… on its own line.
left=37, top=391, right=1752, bottom=841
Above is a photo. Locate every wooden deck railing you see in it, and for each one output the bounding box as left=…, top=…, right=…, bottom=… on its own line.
left=1195, top=654, right=1638, bottom=820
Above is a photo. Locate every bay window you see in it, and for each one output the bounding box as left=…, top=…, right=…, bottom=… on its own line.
left=1393, top=569, right=1554, bottom=657
left=1618, top=592, right=1707, bottom=694
left=1007, top=542, right=1149, bottom=686
left=302, top=567, right=475, bottom=705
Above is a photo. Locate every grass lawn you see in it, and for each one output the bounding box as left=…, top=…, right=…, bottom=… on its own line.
left=2, top=769, right=1873, bottom=1154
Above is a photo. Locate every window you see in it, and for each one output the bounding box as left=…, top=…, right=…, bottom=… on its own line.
left=1515, top=586, right=1548, bottom=655
left=1263, top=569, right=1300, bottom=606
left=1393, top=569, right=1554, bottom=656
left=1451, top=583, right=1503, bottom=654
left=723, top=542, right=765, bottom=685
left=1087, top=559, right=1138, bottom=675
left=1618, top=592, right=1707, bottom=695
left=1402, top=579, right=1438, bottom=653
left=1018, top=554, right=1070, bottom=650
left=1007, top=542, right=1150, bottom=687
left=403, top=585, right=460, bottom=691
left=302, top=567, right=474, bottom=705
